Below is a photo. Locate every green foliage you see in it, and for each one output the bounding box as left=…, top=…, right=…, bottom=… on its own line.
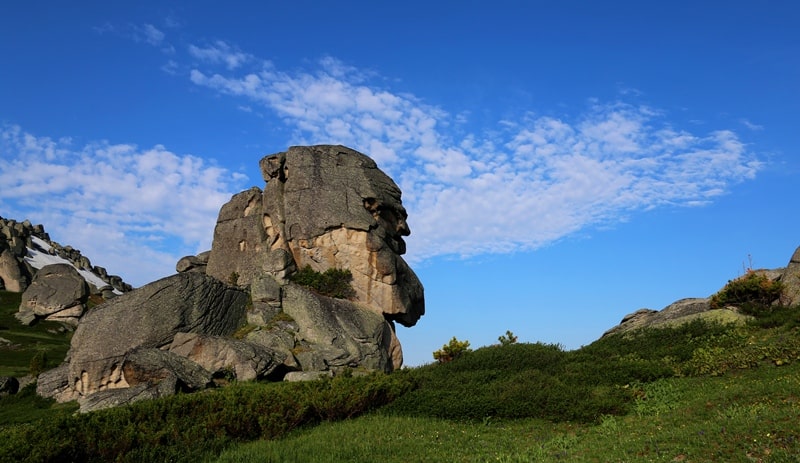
left=709, top=270, right=784, bottom=314
left=0, top=372, right=414, bottom=463
left=432, top=336, right=471, bottom=363
left=391, top=342, right=632, bottom=422
left=290, top=265, right=356, bottom=299
left=228, top=271, right=240, bottom=286
left=497, top=330, right=518, bottom=346
left=28, top=350, right=47, bottom=376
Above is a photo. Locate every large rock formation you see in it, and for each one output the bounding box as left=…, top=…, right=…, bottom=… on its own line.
left=198, top=145, right=424, bottom=370
left=0, top=216, right=132, bottom=297
left=36, top=145, right=425, bottom=411
left=205, top=145, right=424, bottom=328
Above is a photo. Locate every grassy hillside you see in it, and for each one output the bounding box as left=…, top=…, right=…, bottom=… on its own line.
left=0, top=290, right=72, bottom=377
left=1, top=293, right=799, bottom=462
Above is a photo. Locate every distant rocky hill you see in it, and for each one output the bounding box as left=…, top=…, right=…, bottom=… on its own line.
left=0, top=217, right=132, bottom=327
left=603, top=246, right=800, bottom=337
left=29, top=145, right=426, bottom=412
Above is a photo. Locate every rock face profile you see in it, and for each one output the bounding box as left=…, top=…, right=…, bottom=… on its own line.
left=205, top=145, right=424, bottom=327
left=200, top=145, right=424, bottom=370
left=36, top=145, right=424, bottom=411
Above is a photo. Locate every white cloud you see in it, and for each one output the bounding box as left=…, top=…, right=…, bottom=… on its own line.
left=186, top=54, right=763, bottom=263
left=740, top=118, right=764, bottom=131
left=188, top=41, right=251, bottom=70
left=0, top=125, right=248, bottom=286
left=133, top=23, right=165, bottom=46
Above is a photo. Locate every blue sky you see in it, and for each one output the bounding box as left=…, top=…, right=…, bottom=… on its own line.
left=2, top=1, right=799, bottom=366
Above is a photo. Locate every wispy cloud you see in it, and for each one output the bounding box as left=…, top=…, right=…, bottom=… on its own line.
left=0, top=125, right=247, bottom=286
left=187, top=54, right=763, bottom=261
left=2, top=30, right=764, bottom=287
left=740, top=118, right=764, bottom=131
left=133, top=23, right=165, bottom=46
left=188, top=41, right=251, bottom=70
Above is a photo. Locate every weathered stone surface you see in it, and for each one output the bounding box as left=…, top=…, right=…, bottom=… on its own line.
left=780, top=246, right=800, bottom=306
left=75, top=348, right=214, bottom=413
left=168, top=332, right=284, bottom=381
left=0, top=249, right=26, bottom=292
left=603, top=298, right=749, bottom=337
left=251, top=274, right=282, bottom=303
left=284, top=371, right=332, bottom=382
left=176, top=254, right=209, bottom=273
left=18, top=263, right=88, bottom=327
left=122, top=348, right=213, bottom=391
left=77, top=383, right=164, bottom=413
left=206, top=187, right=269, bottom=286
left=281, top=284, right=396, bottom=372
left=64, top=272, right=247, bottom=400
left=36, top=364, right=75, bottom=401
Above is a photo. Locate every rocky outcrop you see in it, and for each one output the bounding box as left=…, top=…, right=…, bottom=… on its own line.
left=0, top=216, right=132, bottom=297
left=16, top=264, right=89, bottom=327
left=603, top=298, right=750, bottom=337
left=201, top=146, right=424, bottom=373
left=781, top=247, right=800, bottom=306
left=604, top=246, right=800, bottom=337
left=205, top=146, right=425, bottom=328
left=34, top=145, right=425, bottom=410
left=44, top=273, right=249, bottom=405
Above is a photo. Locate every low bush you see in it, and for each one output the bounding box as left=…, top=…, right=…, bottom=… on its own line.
left=0, top=372, right=414, bottom=463
left=709, top=270, right=784, bottom=314
left=290, top=265, right=356, bottom=299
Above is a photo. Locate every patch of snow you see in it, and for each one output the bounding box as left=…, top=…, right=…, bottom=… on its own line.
left=25, top=236, right=122, bottom=294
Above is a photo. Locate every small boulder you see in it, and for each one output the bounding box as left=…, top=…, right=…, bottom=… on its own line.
left=17, top=263, right=89, bottom=327
left=0, top=249, right=27, bottom=293
left=176, top=251, right=211, bottom=274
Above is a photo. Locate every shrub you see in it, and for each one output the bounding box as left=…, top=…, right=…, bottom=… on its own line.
left=498, top=330, right=518, bottom=346
left=433, top=336, right=471, bottom=363
left=29, top=350, right=47, bottom=376
left=0, top=372, right=415, bottom=463
left=709, top=270, right=784, bottom=315
left=290, top=265, right=356, bottom=299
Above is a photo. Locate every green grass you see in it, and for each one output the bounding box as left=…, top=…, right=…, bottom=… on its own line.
left=0, top=290, right=73, bottom=377
left=0, top=383, right=79, bottom=426
left=214, top=363, right=800, bottom=462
